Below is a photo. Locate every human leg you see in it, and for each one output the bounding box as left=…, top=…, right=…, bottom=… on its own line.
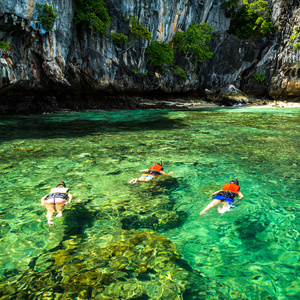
left=129, top=178, right=138, bottom=184
left=200, top=199, right=221, bottom=215
left=217, top=202, right=230, bottom=213
left=129, top=175, right=152, bottom=184
left=217, top=198, right=234, bottom=213
left=43, top=203, right=55, bottom=226
left=55, top=200, right=66, bottom=217
left=140, top=177, right=152, bottom=182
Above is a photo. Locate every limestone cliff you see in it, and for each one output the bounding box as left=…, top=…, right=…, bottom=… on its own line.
left=0, top=0, right=299, bottom=113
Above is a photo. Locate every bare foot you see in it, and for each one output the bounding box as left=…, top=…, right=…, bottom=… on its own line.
left=56, top=212, right=63, bottom=218
left=200, top=211, right=205, bottom=215
left=48, top=220, right=54, bottom=227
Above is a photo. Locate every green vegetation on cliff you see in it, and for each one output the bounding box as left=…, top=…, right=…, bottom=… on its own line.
left=144, top=23, right=212, bottom=75
left=172, top=23, right=213, bottom=64
left=0, top=41, right=10, bottom=51
left=36, top=3, right=60, bottom=31
left=74, top=0, right=111, bottom=34
left=172, top=66, right=187, bottom=78
left=124, top=15, right=152, bottom=42
left=252, top=73, right=265, bottom=83
left=112, top=16, right=152, bottom=48
left=288, top=26, right=300, bottom=51
left=111, top=32, right=128, bottom=46
left=146, top=41, right=174, bottom=67
left=293, top=43, right=300, bottom=51
left=222, top=0, right=274, bottom=39
left=111, top=18, right=212, bottom=76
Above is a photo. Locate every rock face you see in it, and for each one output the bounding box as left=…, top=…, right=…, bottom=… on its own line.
left=267, top=2, right=300, bottom=99
left=0, top=0, right=299, bottom=113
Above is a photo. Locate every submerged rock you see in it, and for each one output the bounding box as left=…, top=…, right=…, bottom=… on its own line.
left=0, top=163, right=13, bottom=170
left=13, top=147, right=43, bottom=153
left=0, top=230, right=202, bottom=299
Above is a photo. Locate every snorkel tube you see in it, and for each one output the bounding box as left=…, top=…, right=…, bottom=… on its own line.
left=60, top=180, right=66, bottom=187
left=235, top=176, right=239, bottom=186
left=160, top=159, right=163, bottom=166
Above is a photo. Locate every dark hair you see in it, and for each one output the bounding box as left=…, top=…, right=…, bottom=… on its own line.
left=230, top=180, right=238, bottom=185
left=56, top=183, right=66, bottom=188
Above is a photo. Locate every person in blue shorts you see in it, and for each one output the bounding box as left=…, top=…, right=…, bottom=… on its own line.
left=200, top=178, right=244, bottom=215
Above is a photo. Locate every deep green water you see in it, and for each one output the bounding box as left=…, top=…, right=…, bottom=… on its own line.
left=0, top=107, right=299, bottom=299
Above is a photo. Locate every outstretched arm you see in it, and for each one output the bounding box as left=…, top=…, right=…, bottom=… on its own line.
left=140, top=169, right=149, bottom=172
left=160, top=171, right=173, bottom=176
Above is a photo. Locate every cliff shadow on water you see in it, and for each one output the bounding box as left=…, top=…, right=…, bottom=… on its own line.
left=0, top=109, right=189, bottom=143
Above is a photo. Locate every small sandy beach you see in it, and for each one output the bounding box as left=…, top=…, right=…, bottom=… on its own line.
left=140, top=98, right=300, bottom=109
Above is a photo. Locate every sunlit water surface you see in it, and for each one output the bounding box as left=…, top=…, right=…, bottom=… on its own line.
left=0, top=107, right=299, bottom=299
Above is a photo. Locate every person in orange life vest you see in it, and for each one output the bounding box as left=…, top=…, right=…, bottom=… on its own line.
left=128, top=163, right=173, bottom=184
left=40, top=180, right=73, bottom=226
left=200, top=178, right=244, bottom=215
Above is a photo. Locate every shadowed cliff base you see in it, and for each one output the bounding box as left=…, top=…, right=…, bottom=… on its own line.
left=0, top=85, right=283, bottom=115
left=0, top=87, right=208, bottom=115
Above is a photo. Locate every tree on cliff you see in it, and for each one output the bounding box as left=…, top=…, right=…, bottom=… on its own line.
left=36, top=3, right=60, bottom=31
left=74, top=0, right=111, bottom=34
left=222, top=0, right=274, bottom=39
left=144, top=23, right=213, bottom=78
left=172, top=23, right=213, bottom=65
left=146, top=41, right=174, bottom=69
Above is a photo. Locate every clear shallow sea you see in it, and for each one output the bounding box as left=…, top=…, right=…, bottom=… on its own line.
left=0, top=107, right=299, bottom=299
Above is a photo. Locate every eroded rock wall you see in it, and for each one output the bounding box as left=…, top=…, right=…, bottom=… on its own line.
left=0, top=0, right=299, bottom=113
left=268, top=1, right=300, bottom=98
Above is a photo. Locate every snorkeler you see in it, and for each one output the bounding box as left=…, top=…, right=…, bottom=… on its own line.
left=200, top=177, right=244, bottom=215
left=128, top=161, right=173, bottom=184
left=40, top=180, right=73, bottom=226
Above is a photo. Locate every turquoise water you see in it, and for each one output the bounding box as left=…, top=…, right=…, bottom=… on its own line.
left=0, top=107, right=299, bottom=299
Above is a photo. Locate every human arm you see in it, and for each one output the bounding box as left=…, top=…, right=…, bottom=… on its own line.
left=65, top=193, right=73, bottom=204
left=236, top=192, right=244, bottom=203
left=140, top=169, right=149, bottom=172
left=160, top=171, right=173, bottom=176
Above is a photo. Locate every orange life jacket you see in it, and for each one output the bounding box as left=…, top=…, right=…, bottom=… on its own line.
left=148, top=164, right=163, bottom=172
left=222, top=183, right=240, bottom=193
